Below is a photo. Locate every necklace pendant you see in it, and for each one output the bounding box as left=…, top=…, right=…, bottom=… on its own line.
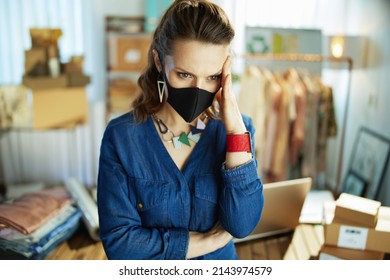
left=196, top=118, right=206, bottom=130
left=153, top=114, right=206, bottom=149
left=178, top=132, right=191, bottom=147
left=173, top=136, right=182, bottom=149
left=188, top=131, right=201, bottom=143
left=190, top=125, right=203, bottom=135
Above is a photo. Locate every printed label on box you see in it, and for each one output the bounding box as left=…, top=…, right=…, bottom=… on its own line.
left=125, top=50, right=141, bottom=63
left=337, top=225, right=368, bottom=250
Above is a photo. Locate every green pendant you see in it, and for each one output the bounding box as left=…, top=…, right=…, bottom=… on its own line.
left=178, top=132, right=191, bottom=146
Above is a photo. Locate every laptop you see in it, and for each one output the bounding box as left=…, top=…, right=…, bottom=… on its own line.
left=234, top=177, right=312, bottom=243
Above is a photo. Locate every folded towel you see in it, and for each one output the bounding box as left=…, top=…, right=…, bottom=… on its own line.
left=0, top=192, right=70, bottom=234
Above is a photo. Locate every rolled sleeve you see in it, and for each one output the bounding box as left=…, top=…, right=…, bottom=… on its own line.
left=221, top=158, right=261, bottom=195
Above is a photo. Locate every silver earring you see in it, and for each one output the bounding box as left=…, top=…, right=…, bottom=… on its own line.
left=157, top=72, right=166, bottom=103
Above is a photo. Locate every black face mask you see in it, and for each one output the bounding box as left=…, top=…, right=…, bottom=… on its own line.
left=165, top=78, right=218, bottom=123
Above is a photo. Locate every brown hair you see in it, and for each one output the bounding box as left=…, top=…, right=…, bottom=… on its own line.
left=133, top=0, right=235, bottom=122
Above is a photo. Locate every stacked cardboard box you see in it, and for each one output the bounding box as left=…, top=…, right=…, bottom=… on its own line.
left=321, top=193, right=389, bottom=259
left=32, top=87, right=88, bottom=129
left=108, top=79, right=139, bottom=113
left=23, top=28, right=90, bottom=90
left=108, top=35, right=151, bottom=72
left=64, top=56, right=91, bottom=87
left=319, top=244, right=384, bottom=260
left=20, top=28, right=89, bottom=129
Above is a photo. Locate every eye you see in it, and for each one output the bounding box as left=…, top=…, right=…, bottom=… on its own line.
left=178, top=72, right=192, bottom=79
left=208, top=74, right=222, bottom=82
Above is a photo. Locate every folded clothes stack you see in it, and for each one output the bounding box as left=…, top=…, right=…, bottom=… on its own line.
left=0, top=186, right=81, bottom=259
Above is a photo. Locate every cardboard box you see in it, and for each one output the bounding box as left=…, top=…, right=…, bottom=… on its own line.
left=319, top=245, right=384, bottom=260
left=64, top=56, right=84, bottom=74
left=109, top=35, right=151, bottom=71
left=23, top=75, right=68, bottom=90
left=108, top=95, right=135, bottom=111
left=108, top=80, right=139, bottom=111
left=376, top=206, right=390, bottom=231
left=29, top=28, right=62, bottom=48
left=32, top=87, right=88, bottom=129
left=110, top=78, right=138, bottom=89
left=334, top=193, right=381, bottom=228
left=324, top=205, right=390, bottom=253
left=68, top=74, right=91, bottom=87
left=108, top=84, right=138, bottom=97
left=25, top=48, right=47, bottom=75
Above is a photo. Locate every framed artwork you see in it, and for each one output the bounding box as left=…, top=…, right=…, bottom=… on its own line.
left=342, top=172, right=367, bottom=196
left=348, top=127, right=390, bottom=199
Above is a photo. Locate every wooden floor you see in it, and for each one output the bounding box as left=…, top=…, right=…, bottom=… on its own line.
left=46, top=226, right=292, bottom=260
left=46, top=227, right=107, bottom=260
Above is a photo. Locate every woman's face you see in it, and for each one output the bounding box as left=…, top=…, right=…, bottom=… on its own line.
left=163, top=40, right=230, bottom=93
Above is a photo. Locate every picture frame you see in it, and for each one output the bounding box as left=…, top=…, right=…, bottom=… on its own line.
left=342, top=171, right=367, bottom=196
left=348, top=127, right=390, bottom=199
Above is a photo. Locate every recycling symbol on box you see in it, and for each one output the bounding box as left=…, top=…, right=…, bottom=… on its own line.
left=247, top=35, right=269, bottom=54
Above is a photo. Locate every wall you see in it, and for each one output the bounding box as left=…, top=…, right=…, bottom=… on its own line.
left=340, top=0, right=390, bottom=205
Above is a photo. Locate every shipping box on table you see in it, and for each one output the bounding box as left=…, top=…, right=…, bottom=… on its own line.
left=32, top=87, right=88, bottom=129
left=334, top=193, right=381, bottom=228
left=319, top=245, right=384, bottom=260
left=108, top=79, right=139, bottom=111
left=25, top=48, right=47, bottom=74
left=324, top=202, right=390, bottom=253
left=68, top=74, right=91, bottom=87
left=64, top=56, right=84, bottom=74
left=23, top=75, right=68, bottom=90
left=108, top=35, right=151, bottom=71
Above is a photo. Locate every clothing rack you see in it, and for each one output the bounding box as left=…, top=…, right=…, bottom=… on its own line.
left=242, top=53, right=352, bottom=71
left=239, top=53, right=353, bottom=193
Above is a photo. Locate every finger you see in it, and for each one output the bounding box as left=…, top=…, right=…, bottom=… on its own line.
left=222, top=56, right=231, bottom=84
left=215, top=88, right=222, bottom=105
left=221, top=56, right=232, bottom=99
left=222, top=73, right=233, bottom=104
left=223, top=55, right=232, bottom=75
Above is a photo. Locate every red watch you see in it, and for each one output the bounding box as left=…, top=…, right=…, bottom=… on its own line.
left=226, top=132, right=252, bottom=153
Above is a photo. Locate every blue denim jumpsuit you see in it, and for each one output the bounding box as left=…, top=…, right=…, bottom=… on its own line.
left=97, top=112, right=264, bottom=259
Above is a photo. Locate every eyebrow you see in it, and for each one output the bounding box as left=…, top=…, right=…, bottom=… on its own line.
left=175, top=67, right=222, bottom=77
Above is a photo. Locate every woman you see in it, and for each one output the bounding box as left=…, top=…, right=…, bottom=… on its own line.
left=97, top=0, right=264, bottom=260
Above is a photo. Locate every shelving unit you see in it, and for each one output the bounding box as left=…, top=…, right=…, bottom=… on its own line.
left=105, top=16, right=151, bottom=122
